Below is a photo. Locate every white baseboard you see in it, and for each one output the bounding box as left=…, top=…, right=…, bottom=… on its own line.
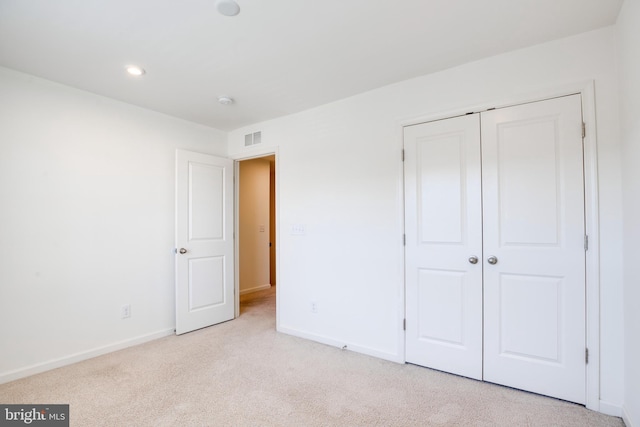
left=278, top=325, right=403, bottom=363
left=599, top=400, right=623, bottom=417
left=0, top=328, right=174, bottom=385
left=623, top=405, right=635, bottom=427
left=240, top=283, right=271, bottom=295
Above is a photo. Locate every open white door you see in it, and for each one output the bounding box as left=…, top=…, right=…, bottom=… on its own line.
left=175, top=149, right=234, bottom=335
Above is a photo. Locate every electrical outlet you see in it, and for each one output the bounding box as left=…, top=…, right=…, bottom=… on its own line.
left=311, top=301, right=318, bottom=314
left=121, top=304, right=131, bottom=319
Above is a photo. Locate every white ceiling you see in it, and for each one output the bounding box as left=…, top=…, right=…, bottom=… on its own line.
left=0, top=0, right=623, bottom=131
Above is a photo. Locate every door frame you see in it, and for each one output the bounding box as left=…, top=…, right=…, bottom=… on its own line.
left=230, top=146, right=280, bottom=329
left=399, top=81, right=600, bottom=411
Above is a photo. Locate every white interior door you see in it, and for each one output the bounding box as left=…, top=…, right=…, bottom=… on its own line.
left=404, top=94, right=586, bottom=403
left=175, top=149, right=234, bottom=335
left=404, top=114, right=483, bottom=380
left=481, top=95, right=586, bottom=403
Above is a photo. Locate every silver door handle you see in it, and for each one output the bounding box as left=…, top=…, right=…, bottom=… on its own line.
left=179, top=248, right=187, bottom=254
left=487, top=256, right=498, bottom=265
left=468, top=256, right=478, bottom=264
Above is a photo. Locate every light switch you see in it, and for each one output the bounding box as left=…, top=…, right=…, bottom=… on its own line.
left=259, top=225, right=265, bottom=232
left=291, top=224, right=306, bottom=235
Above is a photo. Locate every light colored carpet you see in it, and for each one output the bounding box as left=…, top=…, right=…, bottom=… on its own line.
left=0, top=287, right=625, bottom=426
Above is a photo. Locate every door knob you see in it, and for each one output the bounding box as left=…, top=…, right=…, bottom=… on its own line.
left=468, top=256, right=478, bottom=264
left=179, top=248, right=187, bottom=254
left=487, top=256, right=498, bottom=265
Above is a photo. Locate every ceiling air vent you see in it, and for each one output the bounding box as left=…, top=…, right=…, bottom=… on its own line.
left=244, top=131, right=262, bottom=147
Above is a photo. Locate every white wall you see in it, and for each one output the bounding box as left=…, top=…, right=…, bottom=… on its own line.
left=616, top=1, right=640, bottom=425
left=0, top=21, right=629, bottom=415
left=0, top=67, right=227, bottom=382
left=239, top=158, right=271, bottom=293
left=229, top=28, right=624, bottom=409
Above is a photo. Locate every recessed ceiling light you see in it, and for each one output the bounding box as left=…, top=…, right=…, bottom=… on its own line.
left=126, top=65, right=146, bottom=76
left=216, top=0, right=240, bottom=17
left=218, top=96, right=234, bottom=105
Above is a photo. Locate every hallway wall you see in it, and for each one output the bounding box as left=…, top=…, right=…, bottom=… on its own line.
left=239, top=158, right=271, bottom=294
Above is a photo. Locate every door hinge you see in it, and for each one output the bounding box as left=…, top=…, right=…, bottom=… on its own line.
left=586, top=348, right=589, bottom=364
left=401, top=149, right=405, bottom=162
left=403, top=318, right=406, bottom=331
left=403, top=234, right=406, bottom=246
left=584, top=235, right=589, bottom=251
left=582, top=122, right=586, bottom=139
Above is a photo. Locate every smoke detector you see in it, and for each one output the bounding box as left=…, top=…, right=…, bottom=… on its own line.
left=216, top=0, right=240, bottom=17
left=218, top=96, right=234, bottom=105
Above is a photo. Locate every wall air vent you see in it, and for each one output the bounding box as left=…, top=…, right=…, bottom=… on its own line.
left=244, top=131, right=262, bottom=147
left=253, top=131, right=262, bottom=145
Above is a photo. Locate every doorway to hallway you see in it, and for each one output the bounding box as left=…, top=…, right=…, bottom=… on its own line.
left=238, top=155, right=277, bottom=316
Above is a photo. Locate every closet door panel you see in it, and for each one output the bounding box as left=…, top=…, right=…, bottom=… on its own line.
left=481, top=95, right=586, bottom=404
left=404, top=114, right=483, bottom=380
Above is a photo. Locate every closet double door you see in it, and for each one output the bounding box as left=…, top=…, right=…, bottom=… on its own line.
left=404, top=95, right=586, bottom=404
